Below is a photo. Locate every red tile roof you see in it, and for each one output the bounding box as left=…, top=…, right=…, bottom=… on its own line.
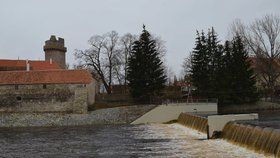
left=248, top=57, right=280, bottom=69
left=0, top=69, right=93, bottom=85
left=0, top=59, right=61, bottom=71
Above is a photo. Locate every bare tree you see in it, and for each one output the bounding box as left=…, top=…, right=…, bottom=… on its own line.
left=103, top=31, right=122, bottom=87
left=152, top=35, right=167, bottom=59
left=74, top=31, right=121, bottom=94
left=165, top=66, right=175, bottom=85
left=182, top=52, right=193, bottom=79
left=120, top=33, right=137, bottom=85
left=230, top=14, right=280, bottom=97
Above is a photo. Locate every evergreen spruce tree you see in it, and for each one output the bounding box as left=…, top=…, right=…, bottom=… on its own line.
left=230, top=36, right=258, bottom=103
left=207, top=28, right=223, bottom=98
left=127, top=25, right=166, bottom=103
left=191, top=31, right=211, bottom=98
left=189, top=29, right=258, bottom=104
left=219, top=41, right=233, bottom=104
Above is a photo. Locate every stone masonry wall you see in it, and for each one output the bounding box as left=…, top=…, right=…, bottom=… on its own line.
left=45, top=50, right=66, bottom=69
left=0, top=84, right=88, bottom=113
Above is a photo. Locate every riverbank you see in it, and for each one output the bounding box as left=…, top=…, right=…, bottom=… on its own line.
left=0, top=105, right=156, bottom=127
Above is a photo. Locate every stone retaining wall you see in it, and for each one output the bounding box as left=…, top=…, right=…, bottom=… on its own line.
left=0, top=105, right=156, bottom=127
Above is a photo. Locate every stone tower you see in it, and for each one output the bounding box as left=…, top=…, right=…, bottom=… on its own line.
left=43, top=35, right=67, bottom=69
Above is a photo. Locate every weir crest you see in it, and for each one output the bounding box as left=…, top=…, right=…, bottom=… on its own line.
left=222, top=122, right=280, bottom=157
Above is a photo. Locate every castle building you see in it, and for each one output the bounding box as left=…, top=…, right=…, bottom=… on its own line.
left=0, top=35, right=95, bottom=114
left=44, top=35, right=67, bottom=69
left=0, top=35, right=67, bottom=71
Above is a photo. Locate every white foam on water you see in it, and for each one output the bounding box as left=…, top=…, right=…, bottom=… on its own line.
left=167, top=123, right=271, bottom=158
left=130, top=123, right=271, bottom=158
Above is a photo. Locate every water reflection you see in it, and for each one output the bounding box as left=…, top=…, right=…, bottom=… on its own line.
left=243, top=111, right=280, bottom=129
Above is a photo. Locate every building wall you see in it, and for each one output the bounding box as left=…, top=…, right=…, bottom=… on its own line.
left=87, top=81, right=96, bottom=106
left=0, top=83, right=91, bottom=114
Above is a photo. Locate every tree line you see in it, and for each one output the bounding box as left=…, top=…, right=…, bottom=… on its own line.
left=75, top=26, right=167, bottom=103
left=230, top=14, right=280, bottom=100
left=74, top=30, right=166, bottom=95
left=75, top=14, right=280, bottom=105
left=188, top=28, right=257, bottom=105
left=184, top=14, right=280, bottom=104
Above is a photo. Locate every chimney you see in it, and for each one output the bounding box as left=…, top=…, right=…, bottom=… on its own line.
left=50, top=58, right=52, bottom=64
left=26, top=60, right=30, bottom=71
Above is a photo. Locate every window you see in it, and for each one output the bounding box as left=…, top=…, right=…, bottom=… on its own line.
left=15, top=85, right=19, bottom=90
left=16, top=96, right=22, bottom=101
left=43, top=84, right=47, bottom=89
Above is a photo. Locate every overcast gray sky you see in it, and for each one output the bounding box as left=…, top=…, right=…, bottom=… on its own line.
left=0, top=0, right=279, bottom=75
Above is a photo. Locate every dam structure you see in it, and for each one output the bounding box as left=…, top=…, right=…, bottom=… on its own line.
left=131, top=102, right=218, bottom=124
left=176, top=111, right=280, bottom=157
left=222, top=121, right=280, bottom=157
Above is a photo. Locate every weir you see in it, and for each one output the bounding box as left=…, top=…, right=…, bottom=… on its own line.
left=177, top=113, right=208, bottom=133
left=129, top=102, right=280, bottom=156
left=176, top=112, right=280, bottom=156
left=222, top=122, right=280, bottom=157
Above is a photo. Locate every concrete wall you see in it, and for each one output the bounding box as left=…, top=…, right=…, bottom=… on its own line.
left=208, top=113, right=259, bottom=137
left=0, top=84, right=92, bottom=114
left=131, top=102, right=217, bottom=124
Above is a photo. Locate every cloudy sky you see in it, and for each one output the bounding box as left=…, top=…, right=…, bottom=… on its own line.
left=0, top=0, right=279, bottom=75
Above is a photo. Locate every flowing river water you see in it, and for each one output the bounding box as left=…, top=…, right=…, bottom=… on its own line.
left=0, top=124, right=266, bottom=158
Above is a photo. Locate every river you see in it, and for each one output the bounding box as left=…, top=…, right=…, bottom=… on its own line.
left=239, top=111, right=280, bottom=129
left=0, top=124, right=266, bottom=158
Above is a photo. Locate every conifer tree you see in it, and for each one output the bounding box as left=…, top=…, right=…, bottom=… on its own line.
left=207, top=28, right=223, bottom=98
left=230, top=36, right=258, bottom=103
left=191, top=31, right=211, bottom=97
left=189, top=29, right=258, bottom=104
left=219, top=41, right=233, bottom=104
left=127, top=25, right=166, bottom=103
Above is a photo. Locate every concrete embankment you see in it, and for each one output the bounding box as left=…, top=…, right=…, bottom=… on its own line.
left=131, top=103, right=217, bottom=124
left=0, top=105, right=155, bottom=127
left=222, top=122, right=280, bottom=157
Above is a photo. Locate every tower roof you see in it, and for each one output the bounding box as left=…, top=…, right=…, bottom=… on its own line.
left=43, top=35, right=67, bottom=52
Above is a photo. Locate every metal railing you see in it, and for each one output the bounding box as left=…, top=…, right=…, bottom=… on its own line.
left=161, top=98, right=218, bottom=105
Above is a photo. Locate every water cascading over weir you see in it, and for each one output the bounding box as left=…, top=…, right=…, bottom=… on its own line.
left=222, top=122, right=280, bottom=157
left=177, top=113, right=208, bottom=133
